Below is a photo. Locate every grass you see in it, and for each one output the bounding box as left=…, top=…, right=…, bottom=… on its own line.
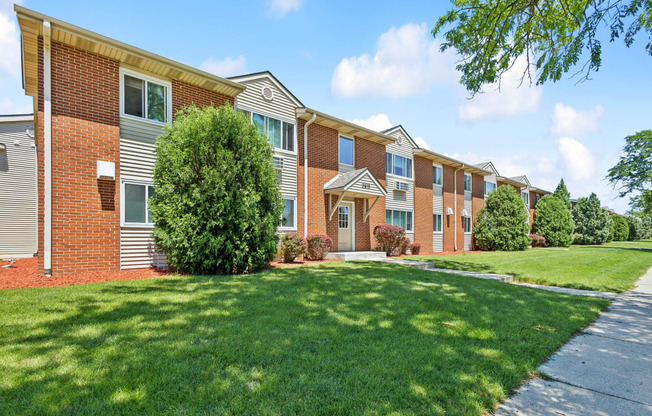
left=414, top=240, right=652, bottom=293
left=0, top=262, right=607, bottom=416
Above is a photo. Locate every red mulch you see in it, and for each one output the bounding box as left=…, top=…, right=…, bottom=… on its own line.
left=0, top=257, right=171, bottom=290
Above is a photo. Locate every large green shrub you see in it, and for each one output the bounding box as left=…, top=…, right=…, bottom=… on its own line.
left=552, top=178, right=572, bottom=210
left=626, top=213, right=652, bottom=240
left=150, top=105, right=283, bottom=274
left=533, top=195, right=575, bottom=247
left=611, top=215, right=630, bottom=241
left=474, top=185, right=530, bottom=251
left=572, top=193, right=612, bottom=245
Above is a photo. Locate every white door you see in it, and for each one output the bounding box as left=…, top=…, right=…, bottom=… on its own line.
left=338, top=202, right=353, bottom=251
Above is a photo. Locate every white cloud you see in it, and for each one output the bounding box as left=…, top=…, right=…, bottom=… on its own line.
left=413, top=136, right=429, bottom=149
left=199, top=56, right=247, bottom=78
left=349, top=113, right=393, bottom=132
left=0, top=4, right=21, bottom=79
left=551, top=103, right=604, bottom=137
left=458, top=57, right=543, bottom=122
left=268, top=0, right=303, bottom=18
left=331, top=23, right=455, bottom=98
left=0, top=97, right=31, bottom=114
left=557, top=137, right=595, bottom=181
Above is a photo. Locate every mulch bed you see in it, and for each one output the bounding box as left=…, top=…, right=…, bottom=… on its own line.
left=0, top=257, right=170, bottom=290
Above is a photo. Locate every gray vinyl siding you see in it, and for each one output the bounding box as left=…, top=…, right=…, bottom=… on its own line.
left=347, top=176, right=383, bottom=196
left=464, top=234, right=472, bottom=251
left=235, top=78, right=296, bottom=121
left=276, top=152, right=297, bottom=197
left=385, top=130, right=415, bottom=213
left=433, top=185, right=443, bottom=253
left=464, top=188, right=472, bottom=251
left=0, top=120, right=36, bottom=258
left=120, top=116, right=164, bottom=269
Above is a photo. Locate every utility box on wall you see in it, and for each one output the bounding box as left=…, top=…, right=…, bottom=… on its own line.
left=97, top=160, right=115, bottom=180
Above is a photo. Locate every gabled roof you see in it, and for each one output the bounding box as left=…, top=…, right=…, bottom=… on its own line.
left=297, top=108, right=396, bottom=146
left=474, top=161, right=499, bottom=175
left=228, top=71, right=304, bottom=107
left=510, top=175, right=531, bottom=187
left=15, top=6, right=245, bottom=98
left=413, top=149, right=492, bottom=176
left=381, top=125, right=419, bottom=149
left=323, top=168, right=387, bottom=197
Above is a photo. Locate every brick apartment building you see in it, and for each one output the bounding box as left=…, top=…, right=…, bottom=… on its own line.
left=13, top=6, right=549, bottom=276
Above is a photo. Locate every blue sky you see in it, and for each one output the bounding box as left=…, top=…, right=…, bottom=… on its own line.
left=1, top=0, right=650, bottom=213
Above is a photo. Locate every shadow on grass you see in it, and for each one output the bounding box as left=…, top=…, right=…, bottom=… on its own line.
left=0, top=262, right=607, bottom=416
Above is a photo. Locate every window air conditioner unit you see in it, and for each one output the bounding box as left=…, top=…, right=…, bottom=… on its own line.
left=272, top=156, right=284, bottom=170
left=394, top=181, right=409, bottom=191
left=446, top=207, right=454, bottom=215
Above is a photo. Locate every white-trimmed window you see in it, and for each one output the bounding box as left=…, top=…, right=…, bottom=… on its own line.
left=280, top=198, right=296, bottom=230
left=464, top=216, right=472, bottom=233
left=433, top=165, right=442, bottom=186
left=247, top=112, right=295, bottom=152
left=122, top=180, right=156, bottom=227
left=433, top=213, right=443, bottom=232
left=121, top=69, right=171, bottom=124
left=464, top=174, right=472, bottom=192
left=522, top=191, right=530, bottom=206
left=484, top=181, right=496, bottom=196
left=339, top=136, right=354, bottom=166
left=386, top=153, right=413, bottom=178
left=386, top=209, right=413, bottom=232
left=338, top=206, right=349, bottom=229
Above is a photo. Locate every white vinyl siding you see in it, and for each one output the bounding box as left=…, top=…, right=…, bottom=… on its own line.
left=0, top=120, right=36, bottom=258
left=432, top=183, right=444, bottom=253
left=385, top=130, right=415, bottom=229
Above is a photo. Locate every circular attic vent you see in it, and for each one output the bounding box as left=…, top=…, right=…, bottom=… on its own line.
left=261, top=86, right=274, bottom=101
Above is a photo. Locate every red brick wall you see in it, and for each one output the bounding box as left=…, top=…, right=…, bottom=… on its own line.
left=354, top=136, right=386, bottom=251
left=171, top=80, right=232, bottom=116
left=471, top=174, right=485, bottom=250
left=414, top=156, right=433, bottom=253
left=38, top=41, right=121, bottom=275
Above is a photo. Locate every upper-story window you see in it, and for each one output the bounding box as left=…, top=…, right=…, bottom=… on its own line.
left=536, top=194, right=541, bottom=204
left=386, top=153, right=413, bottom=178
left=122, top=71, right=170, bottom=123
left=522, top=191, right=530, bottom=205
left=247, top=112, right=294, bottom=152
left=433, top=165, right=442, bottom=186
left=464, top=174, right=472, bottom=192
left=339, top=136, right=354, bottom=166
left=484, top=181, right=496, bottom=196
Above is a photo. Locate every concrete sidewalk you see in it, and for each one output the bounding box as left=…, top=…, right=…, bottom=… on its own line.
left=495, top=268, right=652, bottom=415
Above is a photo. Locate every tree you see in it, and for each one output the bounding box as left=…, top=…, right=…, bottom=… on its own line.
left=474, top=185, right=531, bottom=251
left=572, top=193, right=612, bottom=244
left=433, top=1, right=652, bottom=94
left=553, top=178, right=572, bottom=210
left=607, top=130, right=652, bottom=212
left=611, top=215, right=630, bottom=241
left=626, top=211, right=652, bottom=239
left=150, top=105, right=283, bottom=275
left=533, top=195, right=575, bottom=247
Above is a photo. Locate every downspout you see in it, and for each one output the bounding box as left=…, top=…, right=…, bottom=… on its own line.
left=453, top=164, right=465, bottom=252
left=303, top=112, right=317, bottom=237
left=43, top=20, right=52, bottom=276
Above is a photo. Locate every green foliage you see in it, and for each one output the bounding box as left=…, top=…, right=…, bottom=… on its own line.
left=433, top=1, right=652, bottom=94
left=607, top=130, right=652, bottom=212
left=474, top=185, right=530, bottom=251
left=279, top=233, right=307, bottom=263
left=626, top=213, right=652, bottom=240
left=533, top=195, right=575, bottom=247
left=150, top=105, right=283, bottom=275
left=611, top=215, right=630, bottom=241
left=305, top=234, right=333, bottom=261
left=553, top=178, right=572, bottom=210
left=572, top=193, right=612, bottom=244
left=373, top=225, right=406, bottom=256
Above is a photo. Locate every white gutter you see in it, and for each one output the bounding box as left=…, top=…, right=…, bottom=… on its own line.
left=453, top=164, right=465, bottom=252
left=303, top=112, right=317, bottom=237
left=43, top=20, right=52, bottom=276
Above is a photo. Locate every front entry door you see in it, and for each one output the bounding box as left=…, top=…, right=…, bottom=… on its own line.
left=338, top=202, right=353, bottom=251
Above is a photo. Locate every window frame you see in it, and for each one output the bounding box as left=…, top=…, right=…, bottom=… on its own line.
left=236, top=105, right=297, bottom=155
left=522, top=191, right=530, bottom=206
left=464, top=216, right=472, bottom=234
left=484, top=181, right=496, bottom=196
left=464, top=173, right=472, bottom=192
left=339, top=135, right=355, bottom=167
left=386, top=152, right=413, bottom=179
left=279, top=197, right=297, bottom=231
left=433, top=164, right=443, bottom=186
left=120, top=178, right=156, bottom=228
left=433, top=213, right=443, bottom=233
left=119, top=68, right=172, bottom=126
left=385, top=208, right=414, bottom=232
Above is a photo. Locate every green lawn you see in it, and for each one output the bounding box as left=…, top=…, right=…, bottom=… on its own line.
left=414, top=241, right=652, bottom=293
left=0, top=262, right=606, bottom=416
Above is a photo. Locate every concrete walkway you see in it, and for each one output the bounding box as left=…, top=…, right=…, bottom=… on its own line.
left=495, top=268, right=652, bottom=415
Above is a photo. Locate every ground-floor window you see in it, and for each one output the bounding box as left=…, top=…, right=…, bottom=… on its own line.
left=280, top=199, right=296, bottom=230
left=463, top=216, right=472, bottom=233
left=122, top=180, right=155, bottom=226
left=433, top=213, right=442, bottom=232
left=386, top=209, right=413, bottom=232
